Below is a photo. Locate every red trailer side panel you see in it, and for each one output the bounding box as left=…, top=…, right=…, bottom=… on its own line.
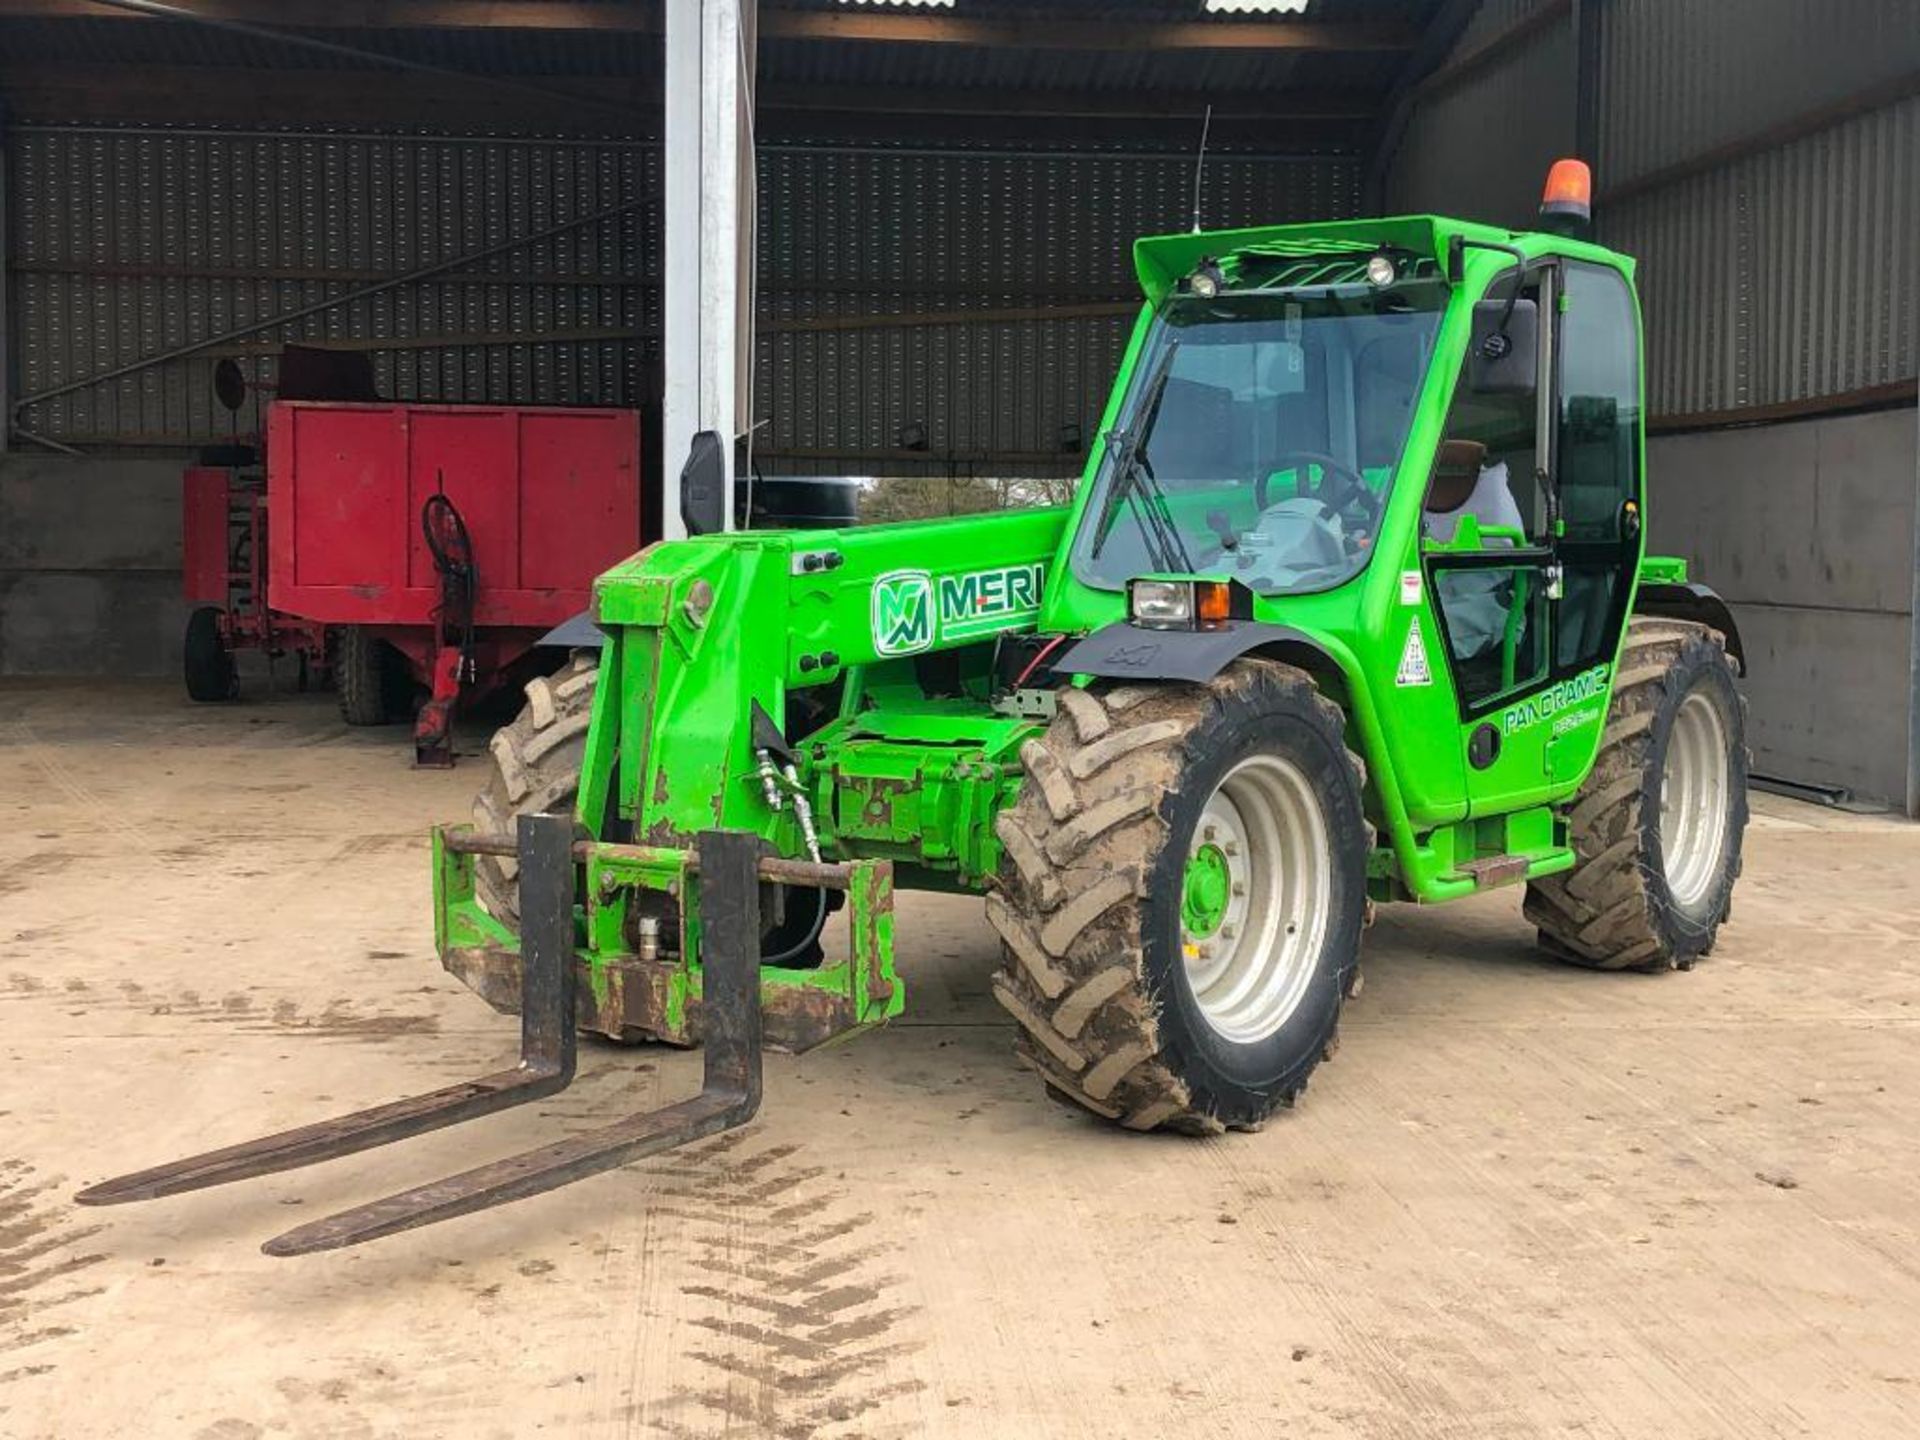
left=181, top=467, right=232, bottom=604
left=404, top=408, right=518, bottom=599
left=273, top=405, right=407, bottom=598
left=519, top=410, right=644, bottom=592
left=268, top=401, right=641, bottom=628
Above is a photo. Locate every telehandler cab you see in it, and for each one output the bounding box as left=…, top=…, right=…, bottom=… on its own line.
left=83, top=162, right=1749, bottom=1254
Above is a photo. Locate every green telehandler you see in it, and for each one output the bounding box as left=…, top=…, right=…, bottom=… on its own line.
left=82, top=162, right=1749, bottom=1254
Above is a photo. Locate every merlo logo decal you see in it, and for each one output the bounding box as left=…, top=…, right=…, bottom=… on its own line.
left=870, top=563, right=1046, bottom=657
left=872, top=570, right=935, bottom=657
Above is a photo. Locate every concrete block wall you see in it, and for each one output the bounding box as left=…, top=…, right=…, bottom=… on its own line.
left=0, top=453, right=189, bottom=677
left=1647, top=403, right=1919, bottom=808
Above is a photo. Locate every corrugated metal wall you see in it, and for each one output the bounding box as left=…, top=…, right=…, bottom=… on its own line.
left=1386, top=0, right=1920, bottom=806
left=1386, top=0, right=1920, bottom=422
left=1597, top=0, right=1919, bottom=184
left=1592, top=0, right=1920, bottom=419
left=6, top=123, right=1359, bottom=471
left=1607, top=96, right=1919, bottom=417
left=1383, top=0, right=1572, bottom=227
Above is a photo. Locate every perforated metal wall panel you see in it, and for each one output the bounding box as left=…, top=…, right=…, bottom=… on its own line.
left=8, top=127, right=656, bottom=445
left=753, top=145, right=1361, bottom=476
left=7, top=123, right=1359, bottom=468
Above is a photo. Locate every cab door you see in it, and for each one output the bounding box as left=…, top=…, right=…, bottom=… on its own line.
left=1420, top=262, right=1562, bottom=814
left=1421, top=258, right=1644, bottom=814
left=1544, top=260, right=1644, bottom=792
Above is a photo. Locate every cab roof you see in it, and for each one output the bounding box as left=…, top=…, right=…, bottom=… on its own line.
left=1132, top=215, right=1634, bottom=306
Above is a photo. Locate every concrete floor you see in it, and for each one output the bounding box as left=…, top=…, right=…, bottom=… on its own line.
left=3, top=680, right=1918, bottom=1440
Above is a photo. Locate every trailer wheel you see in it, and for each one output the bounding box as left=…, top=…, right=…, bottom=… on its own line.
left=183, top=606, right=236, bottom=703
left=989, top=660, right=1369, bottom=1134
left=336, top=626, right=397, bottom=726
left=1526, top=618, right=1748, bottom=970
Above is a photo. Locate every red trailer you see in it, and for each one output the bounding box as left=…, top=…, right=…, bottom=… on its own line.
left=265, top=400, right=642, bottom=765
left=182, top=461, right=332, bottom=701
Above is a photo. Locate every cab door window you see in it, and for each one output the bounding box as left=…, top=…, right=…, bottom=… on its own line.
left=1422, top=267, right=1553, bottom=710
left=1555, top=262, right=1641, bottom=671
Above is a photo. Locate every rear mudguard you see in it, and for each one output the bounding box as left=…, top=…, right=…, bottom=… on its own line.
left=1635, top=582, right=1746, bottom=674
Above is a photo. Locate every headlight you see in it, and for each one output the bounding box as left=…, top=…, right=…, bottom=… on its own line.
left=1128, top=578, right=1235, bottom=631
left=1365, top=253, right=1397, bottom=287
left=1129, top=579, right=1192, bottom=628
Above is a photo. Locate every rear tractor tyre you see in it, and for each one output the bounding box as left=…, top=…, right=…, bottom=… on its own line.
left=470, top=653, right=829, bottom=967
left=336, top=625, right=401, bottom=726
left=1525, top=618, right=1748, bottom=971
left=183, top=606, right=237, bottom=702
left=990, top=660, right=1370, bottom=1134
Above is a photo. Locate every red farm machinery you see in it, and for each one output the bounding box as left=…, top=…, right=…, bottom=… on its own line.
left=182, top=391, right=643, bottom=766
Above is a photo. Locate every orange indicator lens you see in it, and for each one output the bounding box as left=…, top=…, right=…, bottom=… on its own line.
left=1195, top=581, right=1232, bottom=627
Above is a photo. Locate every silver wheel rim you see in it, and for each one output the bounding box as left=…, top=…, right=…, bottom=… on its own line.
left=1180, top=753, right=1331, bottom=1045
left=1660, top=689, right=1732, bottom=910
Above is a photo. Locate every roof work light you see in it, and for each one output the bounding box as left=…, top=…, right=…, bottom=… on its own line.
left=1186, top=258, right=1226, bottom=299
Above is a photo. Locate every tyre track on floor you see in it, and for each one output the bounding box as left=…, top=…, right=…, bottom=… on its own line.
left=0, top=1160, right=107, bottom=1398
left=635, top=1133, right=925, bottom=1439
left=0, top=973, right=439, bottom=1045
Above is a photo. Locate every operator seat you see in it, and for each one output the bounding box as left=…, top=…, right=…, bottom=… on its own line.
left=1423, top=439, right=1524, bottom=543
left=1424, top=439, right=1528, bottom=663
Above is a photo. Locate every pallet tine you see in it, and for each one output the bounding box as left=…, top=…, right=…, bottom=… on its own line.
left=260, top=829, right=764, bottom=1256
left=76, top=812, right=580, bottom=1208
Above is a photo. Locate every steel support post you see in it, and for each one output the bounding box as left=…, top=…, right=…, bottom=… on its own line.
left=1571, top=0, right=1603, bottom=166
left=663, top=0, right=756, bottom=537
left=1, top=99, right=11, bottom=456
left=1908, top=385, right=1920, bottom=819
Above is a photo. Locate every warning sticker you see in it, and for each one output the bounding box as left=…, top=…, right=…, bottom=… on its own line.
left=1399, top=569, right=1422, bottom=606
left=1396, top=620, right=1432, bottom=687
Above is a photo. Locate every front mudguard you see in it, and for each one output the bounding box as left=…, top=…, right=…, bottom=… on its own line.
left=1054, top=619, right=1337, bottom=685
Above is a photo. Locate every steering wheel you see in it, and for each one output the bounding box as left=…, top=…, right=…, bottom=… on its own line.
left=1253, top=451, right=1382, bottom=531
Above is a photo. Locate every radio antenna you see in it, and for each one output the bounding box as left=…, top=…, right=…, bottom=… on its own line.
left=1190, top=104, right=1213, bottom=233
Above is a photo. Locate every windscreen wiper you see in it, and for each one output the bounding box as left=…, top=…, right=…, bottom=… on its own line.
left=1090, top=341, right=1193, bottom=573
left=1123, top=448, right=1195, bottom=575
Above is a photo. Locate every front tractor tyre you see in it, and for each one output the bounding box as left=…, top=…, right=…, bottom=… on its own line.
left=990, top=661, right=1370, bottom=1135
left=472, top=654, right=601, bottom=927
left=470, top=654, right=832, bottom=968
left=1526, top=618, right=1749, bottom=971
